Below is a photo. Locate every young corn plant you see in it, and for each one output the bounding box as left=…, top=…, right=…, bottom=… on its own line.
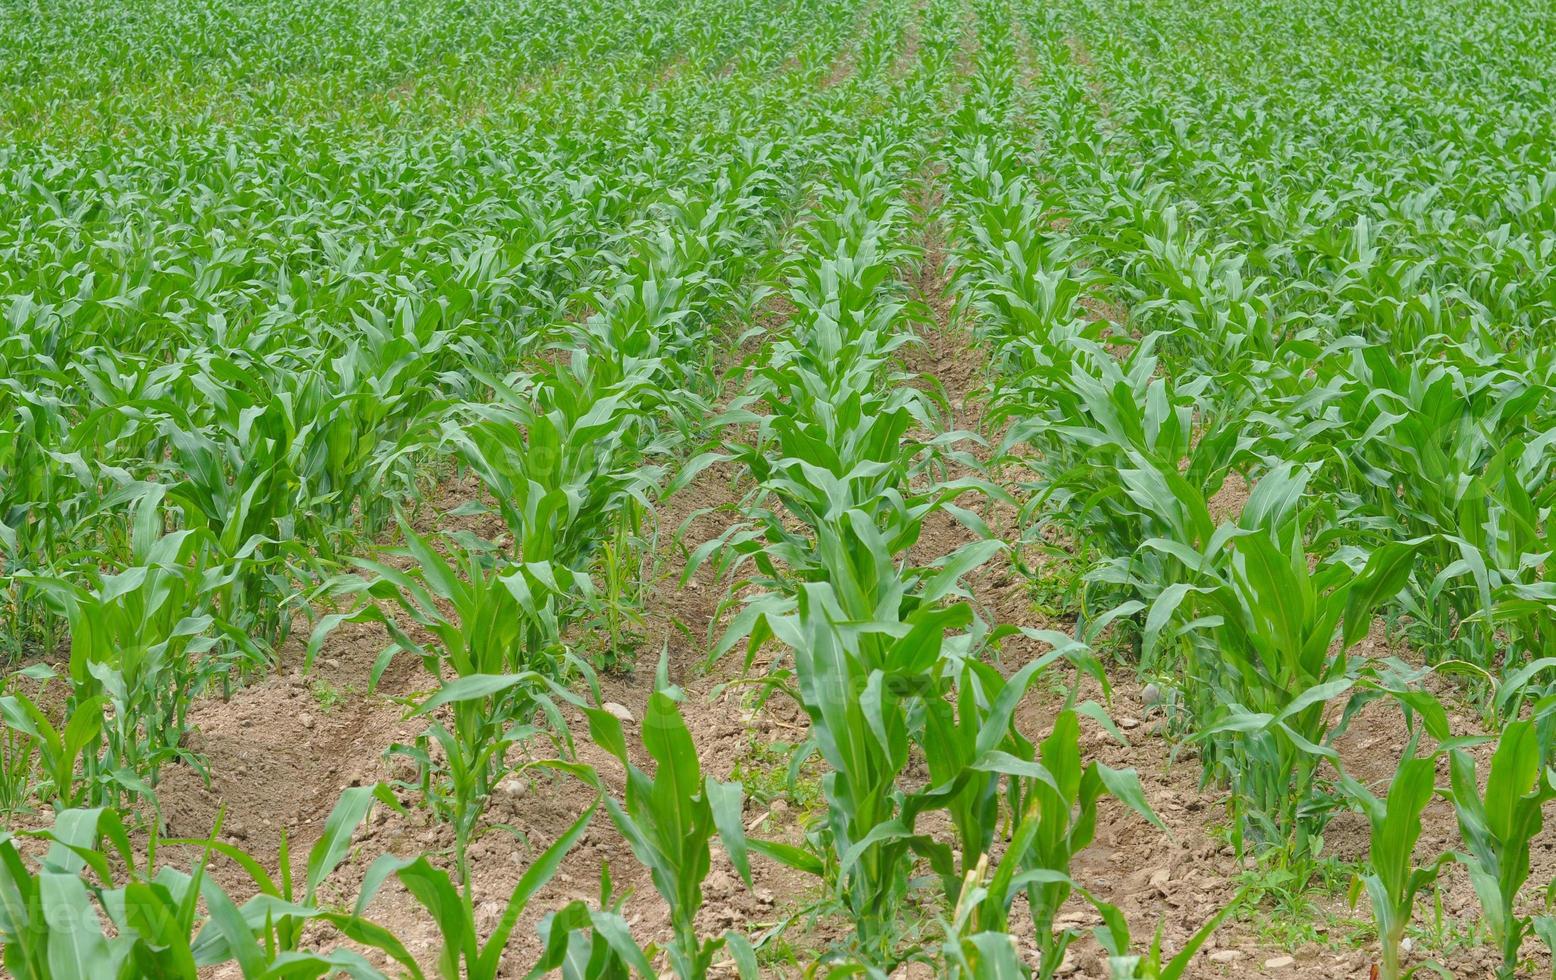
left=1091, top=894, right=1245, bottom=980
left=0, top=691, right=102, bottom=817
left=1323, top=344, right=1548, bottom=673
left=532, top=863, right=658, bottom=978
left=544, top=678, right=758, bottom=980
left=922, top=632, right=1113, bottom=901
left=442, top=359, right=662, bottom=579
left=184, top=782, right=401, bottom=963
left=0, top=805, right=387, bottom=978
left=1449, top=719, right=1556, bottom=980
left=1339, top=752, right=1449, bottom=980
left=325, top=804, right=596, bottom=980
left=758, top=577, right=986, bottom=967
left=0, top=667, right=61, bottom=815
left=990, top=335, right=1242, bottom=625
left=12, top=491, right=258, bottom=807
left=997, top=710, right=1161, bottom=979
left=931, top=705, right=1162, bottom=980
left=0, top=807, right=213, bottom=979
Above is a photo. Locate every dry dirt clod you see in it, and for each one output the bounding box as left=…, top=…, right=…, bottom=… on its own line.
left=602, top=701, right=635, bottom=724
left=1207, top=950, right=1243, bottom=963
left=1264, top=955, right=1295, bottom=969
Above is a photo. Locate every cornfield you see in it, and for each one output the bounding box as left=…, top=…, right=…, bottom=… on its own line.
left=2, top=0, right=1554, bottom=975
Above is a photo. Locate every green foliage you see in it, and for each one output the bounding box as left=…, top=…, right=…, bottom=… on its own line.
left=946, top=709, right=1161, bottom=979
left=4, top=0, right=1555, bottom=974
left=0, top=800, right=390, bottom=979
left=1143, top=465, right=1423, bottom=863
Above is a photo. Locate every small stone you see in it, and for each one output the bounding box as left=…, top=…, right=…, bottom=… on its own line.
left=754, top=886, right=775, bottom=906
left=1207, top=950, right=1243, bottom=963
left=300, top=713, right=315, bottom=730
left=602, top=702, right=635, bottom=724
left=1141, top=682, right=1162, bottom=706
left=1264, top=956, right=1294, bottom=970
left=1119, top=716, right=1140, bottom=730
left=768, top=799, right=790, bottom=821
left=228, top=821, right=249, bottom=841
left=497, top=777, right=526, bottom=798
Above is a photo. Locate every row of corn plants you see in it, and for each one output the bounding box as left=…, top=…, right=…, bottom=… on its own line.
left=650, top=8, right=1183, bottom=973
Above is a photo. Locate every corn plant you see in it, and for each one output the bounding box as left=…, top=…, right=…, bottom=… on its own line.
left=325, top=803, right=595, bottom=980
left=1339, top=752, right=1449, bottom=980
left=543, top=678, right=758, bottom=979
left=990, top=335, right=1243, bottom=624
left=0, top=806, right=387, bottom=979
left=443, top=360, right=662, bottom=577
left=334, top=527, right=586, bottom=887
left=1091, top=894, right=1245, bottom=980
left=1448, top=719, right=1556, bottom=980
left=757, top=580, right=974, bottom=965
left=11, top=490, right=260, bottom=806
left=922, top=636, right=1112, bottom=902
left=967, top=709, right=1160, bottom=979
left=531, top=864, right=658, bottom=979
left=0, top=807, right=211, bottom=978
left=0, top=682, right=100, bottom=813
left=183, top=782, right=401, bottom=962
